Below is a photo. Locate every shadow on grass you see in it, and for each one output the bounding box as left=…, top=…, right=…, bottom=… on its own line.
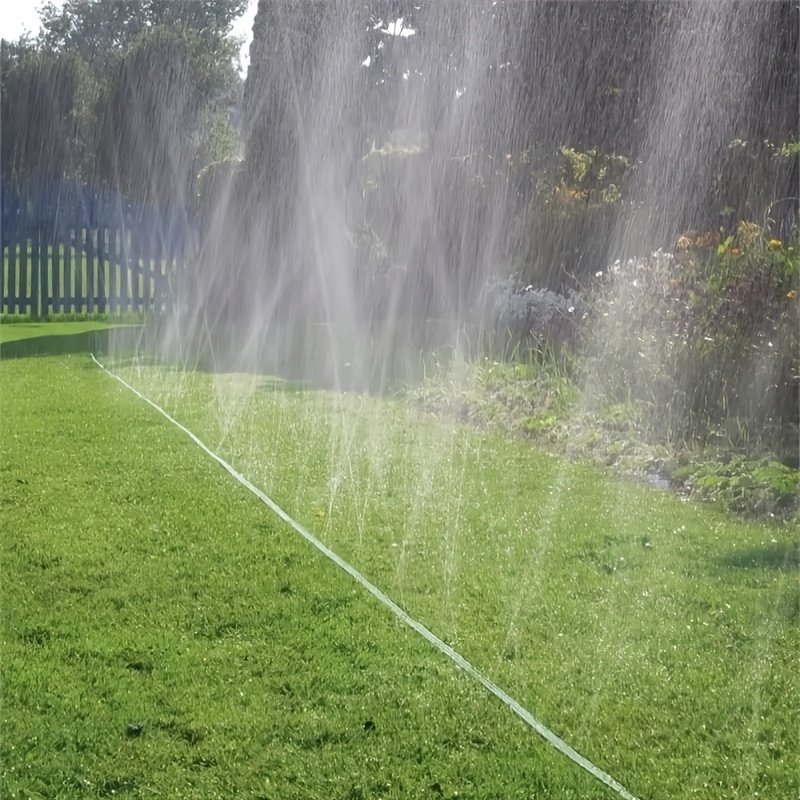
left=103, top=352, right=313, bottom=394
left=0, top=326, right=145, bottom=360
left=0, top=326, right=314, bottom=396
left=1, top=317, right=449, bottom=395
left=718, top=541, right=800, bottom=571
left=253, top=376, right=312, bottom=394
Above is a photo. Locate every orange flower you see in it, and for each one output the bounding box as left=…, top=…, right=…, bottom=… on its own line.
left=787, top=290, right=797, bottom=299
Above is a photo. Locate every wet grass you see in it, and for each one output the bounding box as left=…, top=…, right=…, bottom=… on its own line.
left=413, top=353, right=800, bottom=518
left=116, top=361, right=800, bottom=800
left=1, top=327, right=798, bottom=799
left=1, top=354, right=618, bottom=800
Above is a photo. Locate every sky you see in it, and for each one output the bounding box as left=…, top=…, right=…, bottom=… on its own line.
left=0, top=0, right=260, bottom=76
left=0, top=0, right=49, bottom=41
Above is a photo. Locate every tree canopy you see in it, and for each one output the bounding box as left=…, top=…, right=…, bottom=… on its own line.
left=37, top=0, right=248, bottom=70
left=2, top=0, right=247, bottom=199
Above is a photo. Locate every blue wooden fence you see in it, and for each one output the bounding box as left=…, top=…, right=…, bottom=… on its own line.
left=1, top=181, right=197, bottom=317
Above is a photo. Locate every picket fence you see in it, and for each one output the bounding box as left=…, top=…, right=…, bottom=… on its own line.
left=1, top=182, right=197, bottom=317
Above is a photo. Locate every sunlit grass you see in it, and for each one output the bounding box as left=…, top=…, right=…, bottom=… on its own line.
left=0, top=320, right=118, bottom=343
left=1, top=323, right=797, bottom=799
left=0, top=353, right=617, bottom=800
left=117, top=360, right=800, bottom=800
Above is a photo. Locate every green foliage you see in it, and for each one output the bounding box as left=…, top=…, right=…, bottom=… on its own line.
left=37, top=0, right=248, bottom=73
left=772, top=137, right=800, bottom=158
left=521, top=412, right=559, bottom=433
left=557, top=146, right=630, bottom=193
left=586, top=234, right=799, bottom=455
left=728, top=136, right=800, bottom=161
left=680, top=456, right=800, bottom=518
left=353, top=139, right=637, bottom=303
left=351, top=133, right=493, bottom=318
left=3, top=0, right=245, bottom=200
left=708, top=137, right=798, bottom=227
left=195, top=157, right=245, bottom=223
left=413, top=347, right=579, bottom=435
left=94, top=25, right=241, bottom=206
left=410, top=256, right=799, bottom=520
left=202, top=104, right=245, bottom=163
left=347, top=222, right=401, bottom=290
left=0, top=43, right=95, bottom=182
left=503, top=146, right=634, bottom=283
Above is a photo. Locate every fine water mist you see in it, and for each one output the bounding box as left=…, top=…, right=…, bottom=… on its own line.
left=112, top=2, right=798, bottom=795
left=149, top=0, right=795, bottom=396
left=4, top=2, right=799, bottom=798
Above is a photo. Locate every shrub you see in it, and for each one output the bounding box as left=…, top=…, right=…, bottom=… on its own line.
left=507, top=146, right=633, bottom=286
left=585, top=231, right=799, bottom=454
left=480, top=279, right=588, bottom=354
left=676, top=456, right=800, bottom=518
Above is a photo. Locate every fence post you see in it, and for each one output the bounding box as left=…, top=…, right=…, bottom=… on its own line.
left=53, top=231, right=63, bottom=314
left=41, top=225, right=50, bottom=318
left=107, top=226, right=117, bottom=314
left=30, top=228, right=40, bottom=320
left=76, top=229, right=84, bottom=314
left=131, top=233, right=140, bottom=312
left=6, top=242, right=14, bottom=315
left=86, top=226, right=95, bottom=314
left=18, top=238, right=27, bottom=317
left=65, top=231, right=73, bottom=314
left=97, top=226, right=106, bottom=314
left=0, top=238, right=4, bottom=317
left=120, top=226, right=130, bottom=312
left=150, top=224, right=162, bottom=314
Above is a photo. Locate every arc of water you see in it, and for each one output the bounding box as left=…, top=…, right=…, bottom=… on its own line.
left=92, top=353, right=641, bottom=800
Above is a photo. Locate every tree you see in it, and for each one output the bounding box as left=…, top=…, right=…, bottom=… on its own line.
left=1, top=40, right=92, bottom=183
left=238, top=0, right=799, bottom=315
left=37, top=0, right=248, bottom=74
left=93, top=26, right=226, bottom=207
left=4, top=0, right=250, bottom=203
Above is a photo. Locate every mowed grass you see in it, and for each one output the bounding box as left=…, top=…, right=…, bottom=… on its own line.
left=113, top=362, right=800, bottom=800
left=1, top=354, right=618, bottom=800
left=0, top=320, right=117, bottom=343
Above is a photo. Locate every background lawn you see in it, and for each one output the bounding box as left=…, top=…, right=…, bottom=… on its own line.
left=0, top=320, right=117, bottom=343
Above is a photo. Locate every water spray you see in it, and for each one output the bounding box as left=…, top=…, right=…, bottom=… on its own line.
left=92, top=352, right=640, bottom=800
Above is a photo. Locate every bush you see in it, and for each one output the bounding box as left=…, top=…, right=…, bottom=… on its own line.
left=585, top=228, right=799, bottom=454
left=675, top=456, right=799, bottom=518
left=480, top=279, right=588, bottom=354
left=504, top=146, right=634, bottom=286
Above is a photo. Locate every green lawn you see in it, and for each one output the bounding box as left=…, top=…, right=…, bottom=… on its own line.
left=117, top=361, right=800, bottom=800
left=1, top=354, right=614, bottom=800
left=1, top=325, right=798, bottom=799
left=0, top=320, right=117, bottom=343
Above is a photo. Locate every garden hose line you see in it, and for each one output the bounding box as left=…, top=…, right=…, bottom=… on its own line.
left=92, top=353, right=641, bottom=800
